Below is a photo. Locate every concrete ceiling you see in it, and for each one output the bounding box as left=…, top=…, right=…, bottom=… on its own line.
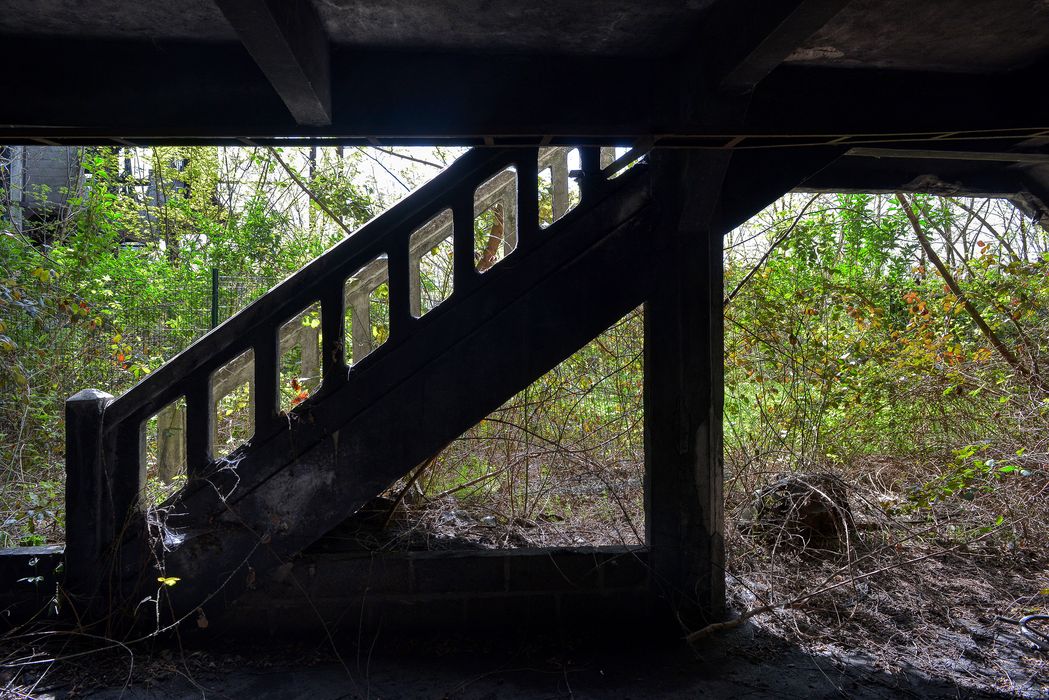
left=785, top=0, right=1049, bottom=72
left=0, top=0, right=716, bottom=55
left=2, top=0, right=1048, bottom=220
left=313, top=0, right=718, bottom=56
left=0, top=0, right=237, bottom=41
left=5, top=0, right=1048, bottom=66
left=2, top=0, right=1049, bottom=147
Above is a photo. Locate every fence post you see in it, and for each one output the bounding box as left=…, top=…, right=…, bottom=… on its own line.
left=211, top=267, right=220, bottom=329
left=64, top=388, right=114, bottom=602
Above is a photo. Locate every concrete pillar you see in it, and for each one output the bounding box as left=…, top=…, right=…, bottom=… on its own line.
left=551, top=151, right=570, bottom=221
left=349, top=294, right=372, bottom=363
left=408, top=253, right=422, bottom=317
left=501, top=189, right=517, bottom=254
left=6, top=146, right=24, bottom=233
left=644, top=151, right=731, bottom=628
left=64, top=389, right=114, bottom=600
left=155, top=402, right=186, bottom=483
left=299, top=323, right=321, bottom=386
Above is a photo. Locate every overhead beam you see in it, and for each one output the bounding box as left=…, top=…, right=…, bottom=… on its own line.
left=846, top=147, right=1049, bottom=164
left=746, top=62, right=1049, bottom=137
left=1016, top=169, right=1049, bottom=231
left=2, top=40, right=1049, bottom=144
left=718, top=0, right=850, bottom=92
left=796, top=153, right=1031, bottom=195
left=688, top=0, right=848, bottom=94
left=213, top=0, right=332, bottom=126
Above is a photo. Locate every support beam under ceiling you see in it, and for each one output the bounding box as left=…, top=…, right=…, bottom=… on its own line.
left=2, top=40, right=1049, bottom=145
left=719, top=0, right=849, bottom=92
left=214, top=0, right=332, bottom=126
left=845, top=147, right=1049, bottom=164
left=697, top=0, right=849, bottom=93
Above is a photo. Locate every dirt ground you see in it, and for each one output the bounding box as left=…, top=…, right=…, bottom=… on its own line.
left=6, top=555, right=1045, bottom=700
left=5, top=468, right=1047, bottom=698
left=8, top=619, right=1041, bottom=700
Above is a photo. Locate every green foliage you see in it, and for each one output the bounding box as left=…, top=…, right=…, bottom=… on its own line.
left=1, top=145, right=383, bottom=544
left=3, top=145, right=1048, bottom=549
left=905, top=444, right=1024, bottom=509
left=724, top=192, right=1048, bottom=523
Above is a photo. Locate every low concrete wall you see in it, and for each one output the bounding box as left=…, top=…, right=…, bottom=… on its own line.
left=0, top=544, right=661, bottom=638
left=0, top=545, right=64, bottom=629
left=224, top=546, right=655, bottom=639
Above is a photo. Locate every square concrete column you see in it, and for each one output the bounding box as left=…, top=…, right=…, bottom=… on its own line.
left=644, top=151, right=731, bottom=629
left=64, top=388, right=114, bottom=600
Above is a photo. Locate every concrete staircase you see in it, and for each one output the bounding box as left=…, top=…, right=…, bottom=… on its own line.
left=64, top=146, right=657, bottom=629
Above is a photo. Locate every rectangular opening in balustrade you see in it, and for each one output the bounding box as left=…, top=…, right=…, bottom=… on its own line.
left=344, top=255, right=390, bottom=365
left=410, top=209, right=454, bottom=318
left=474, top=167, right=517, bottom=272
left=538, top=147, right=581, bottom=228
left=211, top=348, right=254, bottom=459
left=324, top=306, right=645, bottom=552
left=143, top=395, right=187, bottom=505
left=279, top=301, right=322, bottom=412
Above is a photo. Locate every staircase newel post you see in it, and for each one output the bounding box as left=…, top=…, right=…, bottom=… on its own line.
left=64, top=388, right=114, bottom=606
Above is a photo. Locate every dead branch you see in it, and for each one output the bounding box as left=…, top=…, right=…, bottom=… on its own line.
left=687, top=525, right=1002, bottom=643
left=896, top=193, right=1045, bottom=391
left=725, top=194, right=819, bottom=307
left=265, top=146, right=356, bottom=238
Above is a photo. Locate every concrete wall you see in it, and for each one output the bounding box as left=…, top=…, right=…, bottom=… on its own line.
left=0, top=543, right=657, bottom=638
left=1, top=146, right=83, bottom=229
left=20, top=146, right=83, bottom=215
left=0, top=545, right=63, bottom=629
left=224, top=546, right=656, bottom=639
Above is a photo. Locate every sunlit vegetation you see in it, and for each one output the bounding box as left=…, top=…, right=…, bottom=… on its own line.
left=2, top=148, right=1048, bottom=562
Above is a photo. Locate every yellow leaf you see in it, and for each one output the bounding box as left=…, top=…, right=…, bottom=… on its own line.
left=157, top=576, right=181, bottom=586
left=1040, top=588, right=1049, bottom=596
